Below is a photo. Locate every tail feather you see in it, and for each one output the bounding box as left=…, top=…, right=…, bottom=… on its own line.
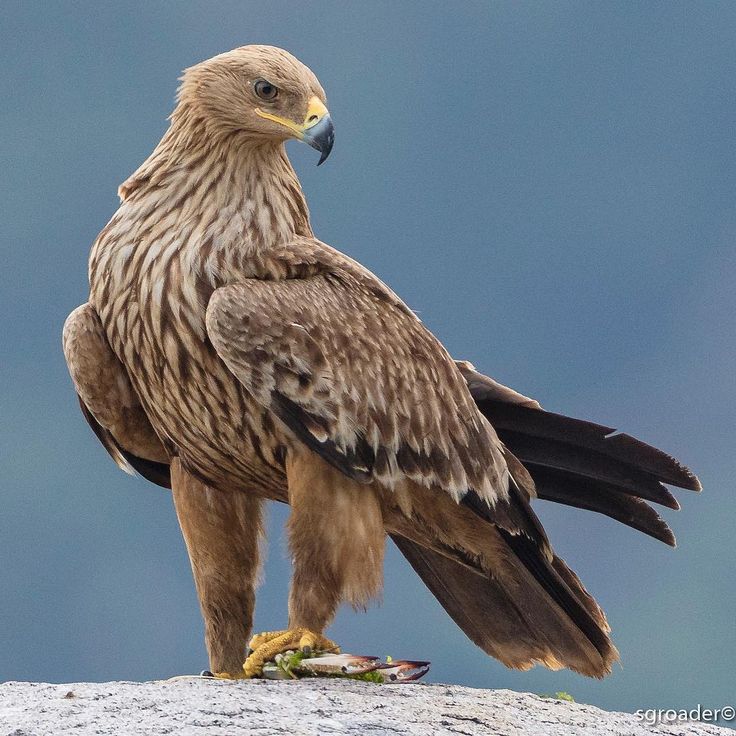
left=477, top=399, right=700, bottom=492
left=530, top=465, right=676, bottom=546
left=391, top=533, right=549, bottom=670
left=385, top=465, right=619, bottom=679
left=494, top=526, right=613, bottom=658
left=391, top=530, right=619, bottom=678
left=464, top=478, right=617, bottom=672
left=466, top=387, right=700, bottom=544
left=502, top=429, right=681, bottom=508
left=550, top=556, right=608, bottom=630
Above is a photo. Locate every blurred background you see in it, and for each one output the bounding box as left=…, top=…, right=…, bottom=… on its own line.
left=1, top=0, right=734, bottom=722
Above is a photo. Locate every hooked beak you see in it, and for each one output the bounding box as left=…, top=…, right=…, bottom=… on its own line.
left=255, top=96, right=335, bottom=165
left=303, top=111, right=335, bottom=165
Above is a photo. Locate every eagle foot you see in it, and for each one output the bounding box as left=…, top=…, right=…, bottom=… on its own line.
left=242, top=627, right=340, bottom=678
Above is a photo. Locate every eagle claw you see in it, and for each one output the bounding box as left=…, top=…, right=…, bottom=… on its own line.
left=243, top=628, right=340, bottom=678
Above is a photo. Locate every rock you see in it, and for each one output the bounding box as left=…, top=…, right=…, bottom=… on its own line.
left=0, top=679, right=731, bottom=735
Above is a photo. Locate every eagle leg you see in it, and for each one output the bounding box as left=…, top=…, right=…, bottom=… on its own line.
left=170, top=460, right=264, bottom=678
left=240, top=448, right=386, bottom=678
left=243, top=628, right=339, bottom=677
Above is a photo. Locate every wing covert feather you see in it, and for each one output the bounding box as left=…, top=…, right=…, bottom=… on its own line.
left=205, top=240, right=509, bottom=503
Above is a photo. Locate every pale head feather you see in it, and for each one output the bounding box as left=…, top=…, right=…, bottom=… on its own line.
left=119, top=45, right=325, bottom=203
left=175, top=45, right=327, bottom=141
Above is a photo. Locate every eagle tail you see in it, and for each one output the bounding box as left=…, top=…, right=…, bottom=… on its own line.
left=469, top=394, right=700, bottom=546
left=391, top=530, right=618, bottom=678
left=387, top=455, right=619, bottom=680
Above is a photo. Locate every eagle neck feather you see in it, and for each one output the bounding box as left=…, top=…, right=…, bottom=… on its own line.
left=90, top=107, right=316, bottom=335
left=116, top=105, right=313, bottom=262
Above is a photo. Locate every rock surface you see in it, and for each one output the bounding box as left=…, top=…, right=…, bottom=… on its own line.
left=0, top=679, right=731, bottom=735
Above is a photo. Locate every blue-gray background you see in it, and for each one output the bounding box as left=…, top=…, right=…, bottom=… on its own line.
left=2, top=0, right=734, bottom=720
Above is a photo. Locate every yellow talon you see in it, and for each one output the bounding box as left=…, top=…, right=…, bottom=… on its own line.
left=243, top=628, right=340, bottom=678
left=248, top=629, right=289, bottom=652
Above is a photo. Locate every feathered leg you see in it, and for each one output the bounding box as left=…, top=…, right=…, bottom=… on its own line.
left=244, top=450, right=385, bottom=676
left=171, top=460, right=264, bottom=676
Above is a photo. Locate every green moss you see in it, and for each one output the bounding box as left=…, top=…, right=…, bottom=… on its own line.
left=347, top=670, right=384, bottom=684
left=286, top=650, right=307, bottom=668
left=273, top=649, right=307, bottom=679
left=539, top=691, right=575, bottom=702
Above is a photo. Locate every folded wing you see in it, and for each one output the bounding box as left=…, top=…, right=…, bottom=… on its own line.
left=205, top=239, right=510, bottom=506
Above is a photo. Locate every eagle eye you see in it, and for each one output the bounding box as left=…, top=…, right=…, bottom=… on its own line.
left=254, top=79, right=278, bottom=101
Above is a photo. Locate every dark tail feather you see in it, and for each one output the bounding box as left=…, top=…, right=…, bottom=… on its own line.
left=494, top=525, right=613, bottom=659
left=464, top=478, right=617, bottom=670
left=530, top=466, right=676, bottom=546
left=501, top=429, right=682, bottom=508
left=391, top=533, right=618, bottom=678
left=470, top=394, right=700, bottom=543
left=473, top=398, right=699, bottom=492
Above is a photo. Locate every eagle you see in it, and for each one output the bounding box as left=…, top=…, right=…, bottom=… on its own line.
left=63, top=45, right=700, bottom=679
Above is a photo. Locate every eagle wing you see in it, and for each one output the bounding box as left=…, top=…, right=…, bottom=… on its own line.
left=62, top=303, right=171, bottom=487
left=205, top=238, right=509, bottom=504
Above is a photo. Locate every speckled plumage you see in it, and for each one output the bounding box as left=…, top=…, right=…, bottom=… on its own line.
left=64, top=45, right=700, bottom=680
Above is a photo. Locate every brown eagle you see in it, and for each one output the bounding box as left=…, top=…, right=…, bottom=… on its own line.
left=63, top=45, right=700, bottom=679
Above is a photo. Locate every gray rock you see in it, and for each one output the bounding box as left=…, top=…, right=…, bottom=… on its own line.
left=0, top=679, right=731, bottom=736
